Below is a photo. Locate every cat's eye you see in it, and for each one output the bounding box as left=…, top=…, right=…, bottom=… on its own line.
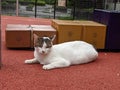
left=46, top=45, right=52, bottom=48
left=46, top=46, right=50, bottom=48
left=34, top=44, right=42, bottom=47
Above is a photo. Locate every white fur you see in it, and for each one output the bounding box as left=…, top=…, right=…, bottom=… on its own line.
left=25, top=41, right=98, bottom=70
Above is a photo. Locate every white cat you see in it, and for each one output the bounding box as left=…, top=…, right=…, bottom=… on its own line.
left=25, top=34, right=98, bottom=70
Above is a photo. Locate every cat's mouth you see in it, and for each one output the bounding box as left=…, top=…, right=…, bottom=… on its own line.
left=40, top=51, right=48, bottom=55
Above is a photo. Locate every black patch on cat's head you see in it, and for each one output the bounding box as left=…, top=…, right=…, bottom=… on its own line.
left=34, top=37, right=52, bottom=48
left=34, top=34, right=56, bottom=48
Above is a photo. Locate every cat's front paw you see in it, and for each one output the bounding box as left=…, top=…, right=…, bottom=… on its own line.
left=25, top=59, right=39, bottom=64
left=24, top=60, right=29, bottom=64
left=43, top=65, right=54, bottom=70
left=24, top=60, right=32, bottom=64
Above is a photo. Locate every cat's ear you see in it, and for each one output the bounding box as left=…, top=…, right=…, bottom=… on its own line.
left=50, top=35, right=56, bottom=41
left=33, top=33, right=39, bottom=44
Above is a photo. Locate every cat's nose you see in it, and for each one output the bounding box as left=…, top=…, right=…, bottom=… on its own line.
left=42, top=50, right=45, bottom=53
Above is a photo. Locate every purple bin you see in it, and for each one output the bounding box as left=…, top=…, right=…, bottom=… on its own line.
left=94, top=9, right=120, bottom=49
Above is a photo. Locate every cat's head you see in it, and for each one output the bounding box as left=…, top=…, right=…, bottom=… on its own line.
left=34, top=34, right=56, bottom=55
